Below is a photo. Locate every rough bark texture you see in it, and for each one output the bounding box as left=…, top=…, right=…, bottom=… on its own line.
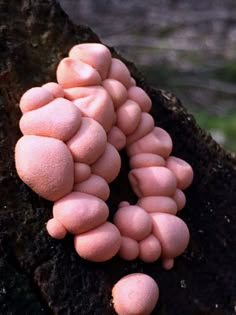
left=0, top=1, right=235, bottom=314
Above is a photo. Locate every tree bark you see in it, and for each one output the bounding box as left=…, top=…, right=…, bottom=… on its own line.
left=0, top=1, right=235, bottom=314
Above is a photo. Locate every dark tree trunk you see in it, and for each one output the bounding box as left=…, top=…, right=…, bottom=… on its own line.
left=0, top=1, right=235, bottom=314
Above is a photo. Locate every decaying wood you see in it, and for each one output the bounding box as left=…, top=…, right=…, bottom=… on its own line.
left=0, top=1, right=235, bottom=314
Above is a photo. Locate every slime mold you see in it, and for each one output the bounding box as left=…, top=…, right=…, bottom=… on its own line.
left=15, top=43, right=194, bottom=314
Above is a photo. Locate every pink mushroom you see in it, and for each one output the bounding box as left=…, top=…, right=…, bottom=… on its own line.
left=19, top=87, right=54, bottom=113
left=102, top=78, right=128, bottom=108
left=107, top=126, right=126, bottom=150
left=127, top=86, right=152, bottom=112
left=108, top=58, right=132, bottom=88
left=137, top=196, right=178, bottom=215
left=129, top=153, right=165, bottom=169
left=173, top=189, right=187, bottom=211
left=15, top=135, right=74, bottom=201
left=139, top=234, right=162, bottom=263
left=42, top=82, right=64, bottom=98
left=112, top=273, right=159, bottom=315
left=74, top=163, right=91, bottom=183
left=118, top=236, right=139, bottom=261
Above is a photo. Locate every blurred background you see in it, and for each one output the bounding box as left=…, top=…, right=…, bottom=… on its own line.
left=58, top=0, right=236, bottom=152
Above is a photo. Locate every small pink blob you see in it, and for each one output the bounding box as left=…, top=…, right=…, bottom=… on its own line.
left=139, top=234, right=162, bottom=263
left=113, top=205, right=152, bottom=241
left=151, top=213, right=190, bottom=259
left=166, top=156, right=194, bottom=190
left=73, top=174, right=110, bottom=201
left=19, top=98, right=81, bottom=141
left=173, top=189, right=187, bottom=211
left=67, top=117, right=107, bottom=164
left=137, top=196, right=178, bottom=215
left=69, top=43, right=112, bottom=79
left=129, top=166, right=177, bottom=198
left=46, top=218, right=67, bottom=239
left=53, top=192, right=109, bottom=235
left=112, top=273, right=159, bottom=315
left=118, top=236, right=139, bottom=261
left=74, top=222, right=121, bottom=262
left=42, top=82, right=64, bottom=98
left=126, top=112, right=155, bottom=145
left=102, top=78, right=128, bottom=108
left=128, top=86, right=152, bottom=112
left=74, top=162, right=91, bottom=184
left=107, top=126, right=126, bottom=150
left=162, top=258, right=174, bottom=270
left=129, top=153, right=165, bottom=169
left=19, top=87, right=54, bottom=113
left=56, top=57, right=101, bottom=88
left=91, top=143, right=121, bottom=183
left=108, top=58, right=132, bottom=88
left=15, top=135, right=74, bottom=201
left=116, top=99, right=142, bottom=135
left=126, top=127, right=173, bottom=158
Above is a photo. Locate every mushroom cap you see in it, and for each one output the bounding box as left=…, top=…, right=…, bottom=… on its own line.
left=129, top=153, right=165, bottom=169
left=127, top=86, right=152, bottom=112
left=69, top=43, right=112, bottom=80
left=151, top=213, right=190, bottom=259
left=67, top=117, right=107, bottom=164
left=116, top=99, right=142, bottom=135
left=56, top=57, right=101, bottom=88
left=113, top=205, right=152, bottom=241
left=53, top=192, right=109, bottom=234
left=129, top=166, right=177, bottom=198
left=166, top=156, right=194, bottom=190
left=91, top=143, right=121, bottom=183
left=19, top=98, right=81, bottom=141
left=126, top=112, right=155, bottom=145
left=112, top=273, right=159, bottom=315
left=65, top=86, right=114, bottom=132
left=118, top=236, right=139, bottom=261
left=15, top=135, right=74, bottom=201
left=74, top=163, right=91, bottom=183
left=126, top=127, right=173, bottom=158
left=137, top=196, right=178, bottom=215
left=74, top=222, right=121, bottom=262
left=139, top=234, right=162, bottom=263
left=107, top=126, right=126, bottom=150
left=42, top=82, right=64, bottom=98
left=173, top=189, right=186, bottom=211
left=19, top=87, right=53, bottom=113
left=46, top=218, right=67, bottom=239
left=108, top=58, right=131, bottom=88
left=102, top=78, right=128, bottom=108
left=73, top=174, right=110, bottom=201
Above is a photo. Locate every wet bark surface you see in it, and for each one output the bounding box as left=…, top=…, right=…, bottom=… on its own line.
left=0, top=1, right=236, bottom=314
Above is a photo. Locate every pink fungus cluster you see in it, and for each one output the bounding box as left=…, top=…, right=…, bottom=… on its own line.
left=15, top=43, right=194, bottom=314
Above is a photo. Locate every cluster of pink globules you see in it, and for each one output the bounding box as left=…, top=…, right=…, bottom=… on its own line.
left=15, top=43, right=193, bottom=314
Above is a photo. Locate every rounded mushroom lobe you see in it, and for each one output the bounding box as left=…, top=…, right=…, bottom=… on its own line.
left=73, top=174, right=110, bottom=201
left=118, top=236, right=139, bottom=261
left=151, top=213, right=190, bottom=259
left=74, top=163, right=91, bottom=183
left=53, top=192, right=109, bottom=234
left=46, top=218, right=67, bottom=239
left=173, top=189, right=187, bottom=211
left=15, top=135, right=74, bottom=201
left=139, top=234, right=162, bottom=263
left=65, top=86, right=114, bottom=132
left=166, top=156, right=194, bottom=189
left=56, top=57, right=101, bottom=88
left=128, top=166, right=177, bottom=198
left=107, top=126, right=126, bottom=150
left=129, top=153, right=165, bottom=169
left=74, top=222, right=121, bottom=262
left=67, top=117, right=107, bottom=164
left=126, top=127, right=173, bottom=158
left=128, top=86, right=152, bottom=112
left=19, top=87, right=54, bottom=113
left=126, top=112, right=155, bottom=145
left=137, top=196, right=178, bottom=215
left=108, top=58, right=132, bottom=88
left=102, top=78, right=128, bottom=108
left=69, top=43, right=112, bottom=79
left=42, top=82, right=64, bottom=98
left=19, top=98, right=81, bottom=141
left=113, top=205, right=152, bottom=241
left=112, top=273, right=159, bottom=315
left=91, top=143, right=121, bottom=183
left=116, top=99, right=142, bottom=135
